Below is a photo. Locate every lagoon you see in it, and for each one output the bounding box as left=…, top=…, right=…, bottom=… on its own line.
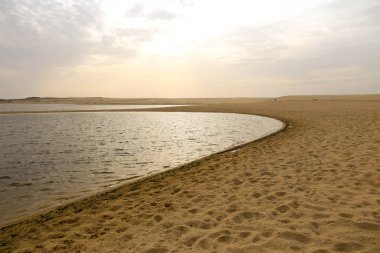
left=0, top=111, right=283, bottom=224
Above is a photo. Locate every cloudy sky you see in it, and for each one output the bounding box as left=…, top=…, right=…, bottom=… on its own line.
left=0, top=0, right=379, bottom=98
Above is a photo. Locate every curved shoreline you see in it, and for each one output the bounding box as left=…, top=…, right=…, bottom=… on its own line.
left=1, top=97, right=379, bottom=253
left=0, top=111, right=286, bottom=229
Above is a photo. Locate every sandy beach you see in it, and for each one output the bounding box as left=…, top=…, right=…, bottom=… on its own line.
left=0, top=95, right=379, bottom=253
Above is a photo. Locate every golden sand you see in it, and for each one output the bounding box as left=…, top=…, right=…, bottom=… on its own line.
left=1, top=95, right=379, bottom=253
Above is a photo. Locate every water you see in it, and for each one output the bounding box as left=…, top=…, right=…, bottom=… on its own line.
left=0, top=111, right=283, bottom=225
left=0, top=104, right=184, bottom=112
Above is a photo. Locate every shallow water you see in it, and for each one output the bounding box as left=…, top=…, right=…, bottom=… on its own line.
left=0, top=111, right=283, bottom=224
left=0, top=104, right=183, bottom=112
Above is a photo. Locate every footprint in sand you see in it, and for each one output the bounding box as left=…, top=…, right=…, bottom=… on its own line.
left=274, top=191, right=287, bottom=197
left=183, top=235, right=200, bottom=247
left=252, top=192, right=262, bottom=198
left=278, top=231, right=312, bottom=244
left=217, top=234, right=233, bottom=243
left=197, top=238, right=210, bottom=249
left=144, top=247, right=168, bottom=253
left=153, top=215, right=163, bottom=223
left=312, top=249, right=332, bottom=253
left=251, top=231, right=273, bottom=245
left=239, top=231, right=251, bottom=238
left=186, top=220, right=214, bottom=230
left=171, top=225, right=190, bottom=237
left=333, top=242, right=364, bottom=251
left=275, top=204, right=290, bottom=213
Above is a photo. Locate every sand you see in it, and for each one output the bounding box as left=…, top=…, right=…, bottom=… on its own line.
left=0, top=95, right=379, bottom=253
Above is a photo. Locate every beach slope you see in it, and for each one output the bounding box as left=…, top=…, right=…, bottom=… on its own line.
left=1, top=95, right=379, bottom=253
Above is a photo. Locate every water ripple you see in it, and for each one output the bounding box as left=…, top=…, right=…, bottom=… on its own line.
left=0, top=111, right=283, bottom=224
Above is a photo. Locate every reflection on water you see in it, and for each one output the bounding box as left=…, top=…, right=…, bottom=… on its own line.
left=0, top=104, right=183, bottom=112
left=0, top=112, right=283, bottom=224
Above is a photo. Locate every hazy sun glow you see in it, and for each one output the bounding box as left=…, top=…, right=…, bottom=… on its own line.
left=0, top=0, right=379, bottom=98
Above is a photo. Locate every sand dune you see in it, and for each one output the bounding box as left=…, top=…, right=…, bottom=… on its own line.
left=0, top=96, right=379, bottom=252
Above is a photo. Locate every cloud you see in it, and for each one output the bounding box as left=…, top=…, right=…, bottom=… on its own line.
left=172, top=0, right=379, bottom=96
left=125, top=3, right=144, bottom=18
left=125, top=3, right=178, bottom=21
left=0, top=0, right=102, bottom=70
left=0, top=0, right=379, bottom=98
left=0, top=0, right=168, bottom=71
left=147, top=10, right=177, bottom=20
left=217, top=0, right=379, bottom=83
left=100, top=27, right=157, bottom=58
left=309, top=67, right=369, bottom=82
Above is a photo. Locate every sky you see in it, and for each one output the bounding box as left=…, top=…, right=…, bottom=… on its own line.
left=0, top=0, right=379, bottom=98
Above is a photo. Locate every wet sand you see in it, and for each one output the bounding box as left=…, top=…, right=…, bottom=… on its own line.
left=1, top=95, right=379, bottom=253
